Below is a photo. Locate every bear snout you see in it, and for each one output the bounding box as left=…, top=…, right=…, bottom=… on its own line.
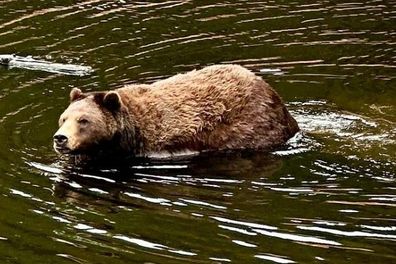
left=53, top=134, right=68, bottom=147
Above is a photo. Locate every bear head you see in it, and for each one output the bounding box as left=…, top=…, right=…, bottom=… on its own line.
left=53, top=88, right=133, bottom=156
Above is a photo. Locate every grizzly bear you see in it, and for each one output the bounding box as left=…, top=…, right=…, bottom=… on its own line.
left=53, top=65, right=299, bottom=158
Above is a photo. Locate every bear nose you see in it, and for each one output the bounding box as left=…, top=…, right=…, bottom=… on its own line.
left=53, top=134, right=68, bottom=146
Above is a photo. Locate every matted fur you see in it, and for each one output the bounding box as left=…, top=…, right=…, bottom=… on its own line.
left=54, top=65, right=299, bottom=157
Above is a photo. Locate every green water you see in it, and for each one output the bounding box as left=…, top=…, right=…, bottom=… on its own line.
left=0, top=1, right=395, bottom=263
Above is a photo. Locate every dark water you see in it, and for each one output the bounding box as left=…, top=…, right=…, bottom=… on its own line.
left=0, top=0, right=395, bottom=263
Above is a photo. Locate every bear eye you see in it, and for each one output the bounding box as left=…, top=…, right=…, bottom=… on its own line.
left=59, top=117, right=66, bottom=126
left=78, top=118, right=89, bottom=125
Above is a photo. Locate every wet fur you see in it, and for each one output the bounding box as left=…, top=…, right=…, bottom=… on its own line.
left=56, top=64, right=299, bottom=157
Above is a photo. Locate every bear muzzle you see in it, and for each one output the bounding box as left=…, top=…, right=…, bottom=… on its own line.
left=53, top=133, right=71, bottom=154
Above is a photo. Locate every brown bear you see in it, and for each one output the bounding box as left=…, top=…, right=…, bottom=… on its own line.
left=53, top=64, right=299, bottom=158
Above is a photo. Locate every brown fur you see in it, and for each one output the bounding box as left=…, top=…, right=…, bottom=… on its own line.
left=53, top=65, right=299, bottom=157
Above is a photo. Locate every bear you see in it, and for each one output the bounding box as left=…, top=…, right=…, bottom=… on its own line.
left=53, top=64, right=299, bottom=159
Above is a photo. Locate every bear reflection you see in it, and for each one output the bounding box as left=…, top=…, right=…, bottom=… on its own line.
left=53, top=152, right=283, bottom=210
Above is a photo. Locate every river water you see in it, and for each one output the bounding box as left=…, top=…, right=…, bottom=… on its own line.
left=0, top=1, right=395, bottom=263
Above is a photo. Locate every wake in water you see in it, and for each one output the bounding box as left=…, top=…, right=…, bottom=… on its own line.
left=0, top=54, right=93, bottom=76
left=275, top=100, right=395, bottom=164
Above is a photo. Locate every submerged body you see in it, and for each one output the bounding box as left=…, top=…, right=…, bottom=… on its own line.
left=53, top=65, right=299, bottom=157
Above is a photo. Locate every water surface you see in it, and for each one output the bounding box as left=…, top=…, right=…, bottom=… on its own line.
left=0, top=0, right=395, bottom=263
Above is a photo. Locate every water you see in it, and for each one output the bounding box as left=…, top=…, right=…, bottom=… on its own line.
left=0, top=0, right=395, bottom=263
left=0, top=54, right=93, bottom=76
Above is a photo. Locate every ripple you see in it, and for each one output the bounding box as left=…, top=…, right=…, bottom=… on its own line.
left=255, top=254, right=295, bottom=264
left=124, top=192, right=172, bottom=206
left=0, top=0, right=395, bottom=263
left=298, top=226, right=396, bottom=240
left=253, top=229, right=341, bottom=246
left=179, top=198, right=226, bottom=210
left=27, top=161, right=63, bottom=174
left=114, top=235, right=197, bottom=256
left=0, top=0, right=104, bottom=30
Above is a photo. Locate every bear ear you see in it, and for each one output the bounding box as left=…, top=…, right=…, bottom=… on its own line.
left=103, top=91, right=122, bottom=111
left=70, top=88, right=83, bottom=102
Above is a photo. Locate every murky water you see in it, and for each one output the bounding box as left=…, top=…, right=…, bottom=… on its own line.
left=0, top=0, right=395, bottom=263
